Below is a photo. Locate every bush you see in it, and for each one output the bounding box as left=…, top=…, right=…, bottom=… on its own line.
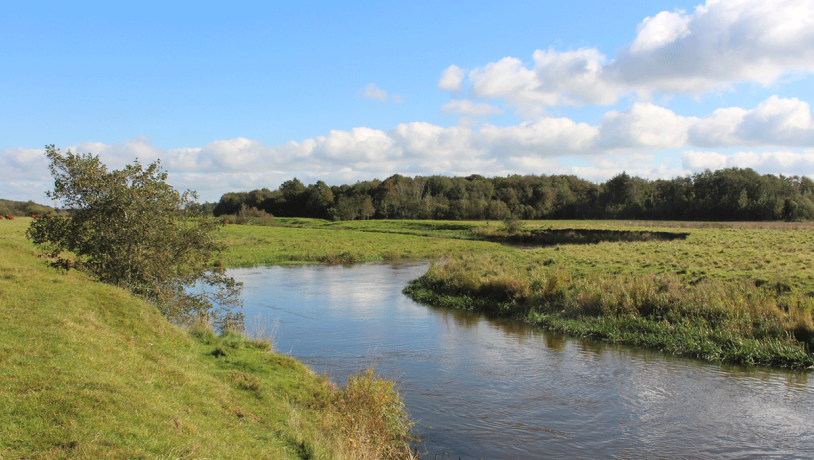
left=27, top=145, right=243, bottom=329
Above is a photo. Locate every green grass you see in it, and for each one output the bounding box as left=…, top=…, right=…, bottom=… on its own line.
left=214, top=217, right=814, bottom=368
left=1, top=218, right=415, bottom=459
left=400, top=221, right=814, bottom=368
left=9, top=213, right=807, bottom=458
left=219, top=218, right=814, bottom=293
left=216, top=218, right=508, bottom=267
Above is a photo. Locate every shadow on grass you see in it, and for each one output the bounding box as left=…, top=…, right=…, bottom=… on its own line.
left=475, top=228, right=690, bottom=247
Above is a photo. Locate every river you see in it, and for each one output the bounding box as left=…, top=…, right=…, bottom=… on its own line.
left=230, top=262, right=814, bottom=459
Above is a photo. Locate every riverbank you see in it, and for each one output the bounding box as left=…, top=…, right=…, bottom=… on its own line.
left=218, top=218, right=814, bottom=369
left=0, top=218, right=415, bottom=459
left=402, top=222, right=814, bottom=369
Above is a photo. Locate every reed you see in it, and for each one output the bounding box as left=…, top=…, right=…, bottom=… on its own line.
left=405, top=257, right=814, bottom=368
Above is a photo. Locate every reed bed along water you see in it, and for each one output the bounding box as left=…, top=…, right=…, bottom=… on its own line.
left=404, top=251, right=814, bottom=368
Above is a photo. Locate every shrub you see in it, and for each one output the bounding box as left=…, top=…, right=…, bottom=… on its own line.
left=26, top=145, right=243, bottom=329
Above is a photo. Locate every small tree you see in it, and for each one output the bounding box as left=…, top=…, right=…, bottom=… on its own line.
left=27, top=145, right=243, bottom=329
left=502, top=214, right=524, bottom=234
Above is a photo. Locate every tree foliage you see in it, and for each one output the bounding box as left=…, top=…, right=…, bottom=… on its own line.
left=27, top=145, right=243, bottom=329
left=214, top=168, right=814, bottom=222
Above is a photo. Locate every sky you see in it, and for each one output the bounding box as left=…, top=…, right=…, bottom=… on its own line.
left=2, top=0, right=814, bottom=203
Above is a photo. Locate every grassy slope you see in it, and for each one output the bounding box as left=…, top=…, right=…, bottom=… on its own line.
left=0, top=218, right=411, bottom=459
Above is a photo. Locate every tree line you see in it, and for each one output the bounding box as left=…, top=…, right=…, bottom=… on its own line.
left=212, top=168, right=814, bottom=222
left=0, top=199, right=56, bottom=217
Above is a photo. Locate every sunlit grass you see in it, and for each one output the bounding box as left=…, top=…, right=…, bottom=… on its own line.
left=215, top=218, right=509, bottom=267
left=213, top=217, right=814, bottom=367
left=1, top=218, right=416, bottom=458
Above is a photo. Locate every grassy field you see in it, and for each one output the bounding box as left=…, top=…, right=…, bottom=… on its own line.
left=216, top=218, right=509, bottom=267
left=219, top=218, right=814, bottom=292
left=6, top=215, right=810, bottom=458
left=217, top=217, right=814, bottom=368
left=0, top=218, right=415, bottom=459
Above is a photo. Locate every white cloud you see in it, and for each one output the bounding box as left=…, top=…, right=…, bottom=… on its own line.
left=311, top=127, right=395, bottom=164
left=688, top=96, right=814, bottom=146
left=506, top=153, right=688, bottom=183
left=361, top=83, right=388, bottom=100
left=682, top=149, right=814, bottom=175
left=359, top=83, right=403, bottom=103
left=611, top=0, right=814, bottom=95
left=438, top=65, right=465, bottom=92
left=630, top=10, right=692, bottom=53
left=468, top=56, right=556, bottom=116
left=467, top=48, right=620, bottom=113
left=0, top=147, right=49, bottom=181
left=478, top=117, right=599, bottom=156
left=449, top=0, right=814, bottom=112
left=598, top=102, right=696, bottom=151
left=440, top=99, right=503, bottom=117
left=69, top=136, right=164, bottom=170
left=5, top=95, right=814, bottom=202
left=680, top=150, right=728, bottom=170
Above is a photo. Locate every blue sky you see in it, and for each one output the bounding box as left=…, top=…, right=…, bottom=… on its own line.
left=3, top=0, right=814, bottom=202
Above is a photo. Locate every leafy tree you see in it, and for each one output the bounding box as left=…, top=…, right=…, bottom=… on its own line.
left=27, top=145, right=243, bottom=329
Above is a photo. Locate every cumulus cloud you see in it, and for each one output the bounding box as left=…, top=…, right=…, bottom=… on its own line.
left=449, top=0, right=814, bottom=113
left=440, top=99, right=503, bottom=117
left=0, top=147, right=49, bottom=181
left=506, top=153, right=688, bottom=183
left=4, top=95, right=814, bottom=202
left=478, top=117, right=599, bottom=156
left=598, top=102, right=696, bottom=151
left=612, top=0, right=814, bottom=94
left=359, top=83, right=403, bottom=103
left=682, top=149, right=814, bottom=175
left=688, top=96, right=814, bottom=147
left=629, top=10, right=692, bottom=53
left=438, top=65, right=465, bottom=91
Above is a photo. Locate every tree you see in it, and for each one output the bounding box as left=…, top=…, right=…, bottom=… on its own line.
left=27, top=145, right=243, bottom=329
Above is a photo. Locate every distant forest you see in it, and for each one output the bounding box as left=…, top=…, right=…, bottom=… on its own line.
left=212, top=167, right=814, bottom=222
left=0, top=199, right=56, bottom=217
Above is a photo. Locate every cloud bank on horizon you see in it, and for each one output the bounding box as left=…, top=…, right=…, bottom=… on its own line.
left=2, top=0, right=814, bottom=203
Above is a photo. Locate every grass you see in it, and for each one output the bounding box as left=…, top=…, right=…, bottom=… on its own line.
left=214, top=217, right=814, bottom=368
left=217, top=218, right=814, bottom=294
left=1, top=218, right=416, bottom=459
left=215, top=218, right=508, bottom=267
left=8, top=213, right=808, bottom=458
left=399, top=221, right=814, bottom=369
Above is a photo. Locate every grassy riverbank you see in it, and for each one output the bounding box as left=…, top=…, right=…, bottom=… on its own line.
left=402, top=221, right=814, bottom=369
left=1, top=218, right=415, bottom=459
left=215, top=217, right=814, bottom=368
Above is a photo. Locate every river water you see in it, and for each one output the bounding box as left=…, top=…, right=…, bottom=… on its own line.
left=230, top=262, right=814, bottom=459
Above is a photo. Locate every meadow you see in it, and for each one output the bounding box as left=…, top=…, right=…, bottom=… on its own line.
left=216, top=217, right=510, bottom=267
left=0, top=218, right=415, bottom=459
left=5, top=215, right=811, bottom=457
left=219, top=217, right=814, bottom=369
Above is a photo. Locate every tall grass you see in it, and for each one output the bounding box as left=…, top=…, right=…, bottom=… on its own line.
left=406, top=255, right=814, bottom=368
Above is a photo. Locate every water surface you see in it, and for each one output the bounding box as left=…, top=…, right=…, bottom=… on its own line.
left=231, top=262, right=814, bottom=459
